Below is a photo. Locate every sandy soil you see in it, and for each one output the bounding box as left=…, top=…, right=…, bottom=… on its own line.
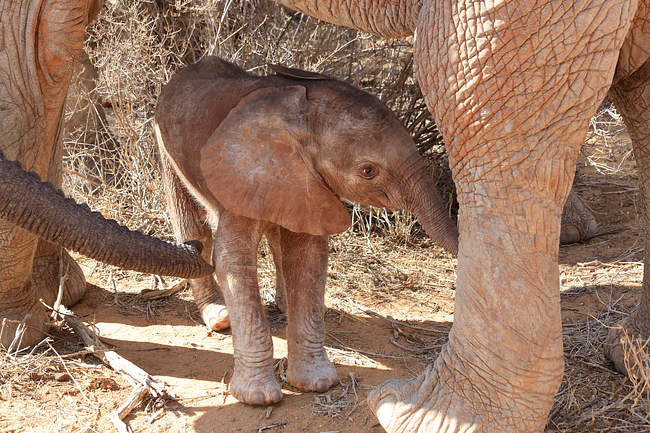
left=0, top=130, right=647, bottom=433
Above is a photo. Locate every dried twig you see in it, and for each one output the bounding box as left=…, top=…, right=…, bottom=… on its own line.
left=256, top=421, right=288, bottom=432
left=42, top=301, right=171, bottom=429
left=109, top=386, right=149, bottom=433
left=137, top=279, right=187, bottom=301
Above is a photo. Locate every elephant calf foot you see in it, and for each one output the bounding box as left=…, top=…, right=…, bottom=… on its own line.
left=367, top=346, right=558, bottom=433
left=199, top=303, right=230, bottom=331
left=230, top=362, right=282, bottom=405
left=605, top=312, right=650, bottom=378
left=287, top=348, right=338, bottom=392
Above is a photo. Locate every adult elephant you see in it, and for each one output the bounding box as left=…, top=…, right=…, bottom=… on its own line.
left=271, top=1, right=649, bottom=432
left=0, top=1, right=212, bottom=349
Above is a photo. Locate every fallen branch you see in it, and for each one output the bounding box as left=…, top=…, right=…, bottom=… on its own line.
left=41, top=300, right=171, bottom=431
left=109, top=386, right=149, bottom=433
left=45, top=301, right=168, bottom=397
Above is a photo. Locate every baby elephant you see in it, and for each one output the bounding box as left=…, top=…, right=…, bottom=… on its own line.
left=154, top=57, right=458, bottom=406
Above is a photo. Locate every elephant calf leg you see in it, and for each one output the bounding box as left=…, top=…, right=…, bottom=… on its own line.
left=275, top=228, right=338, bottom=392
left=213, top=212, right=281, bottom=405
left=605, top=67, right=650, bottom=377
left=160, top=153, right=229, bottom=330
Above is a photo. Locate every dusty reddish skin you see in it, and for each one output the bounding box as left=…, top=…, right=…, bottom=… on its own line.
left=274, top=0, right=650, bottom=432
left=0, top=0, right=100, bottom=349
left=0, top=1, right=212, bottom=351
left=155, top=57, right=458, bottom=405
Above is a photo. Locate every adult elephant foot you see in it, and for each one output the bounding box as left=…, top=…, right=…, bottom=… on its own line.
left=560, top=190, right=599, bottom=244
left=33, top=243, right=87, bottom=308
left=368, top=344, right=555, bottom=433
left=1, top=244, right=87, bottom=350
left=604, top=310, right=650, bottom=377
left=0, top=298, right=50, bottom=350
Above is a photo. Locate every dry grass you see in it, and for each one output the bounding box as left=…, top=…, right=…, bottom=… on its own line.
left=63, top=0, right=445, bottom=242
left=0, top=334, right=130, bottom=433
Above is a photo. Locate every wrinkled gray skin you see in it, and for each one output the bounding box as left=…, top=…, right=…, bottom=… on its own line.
left=155, top=57, right=459, bottom=405
left=271, top=0, right=650, bottom=432
left=0, top=0, right=211, bottom=350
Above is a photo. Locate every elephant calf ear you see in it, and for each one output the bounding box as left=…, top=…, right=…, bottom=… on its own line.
left=270, top=64, right=329, bottom=81
left=200, top=85, right=350, bottom=236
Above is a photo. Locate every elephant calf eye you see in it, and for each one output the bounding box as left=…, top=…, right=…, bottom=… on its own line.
left=360, top=164, right=378, bottom=179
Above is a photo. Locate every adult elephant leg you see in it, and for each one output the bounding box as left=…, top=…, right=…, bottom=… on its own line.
left=213, top=212, right=281, bottom=406
left=0, top=0, right=97, bottom=348
left=265, top=226, right=287, bottom=313
left=32, top=241, right=87, bottom=308
left=368, top=1, right=635, bottom=432
left=274, top=228, right=338, bottom=392
left=160, top=153, right=229, bottom=331
left=605, top=61, right=650, bottom=376
left=33, top=117, right=86, bottom=309
left=560, top=190, right=599, bottom=244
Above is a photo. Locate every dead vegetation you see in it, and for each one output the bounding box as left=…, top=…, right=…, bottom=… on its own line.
left=1, top=1, right=648, bottom=432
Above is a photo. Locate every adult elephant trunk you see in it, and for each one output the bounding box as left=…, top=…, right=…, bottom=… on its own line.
left=401, top=160, right=459, bottom=256
left=0, top=152, right=213, bottom=279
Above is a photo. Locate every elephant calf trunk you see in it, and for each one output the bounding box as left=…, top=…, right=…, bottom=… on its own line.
left=405, top=173, right=459, bottom=256
left=0, top=152, right=213, bottom=278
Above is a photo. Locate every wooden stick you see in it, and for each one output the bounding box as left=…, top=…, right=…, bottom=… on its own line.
left=41, top=300, right=172, bottom=431
left=256, top=421, right=288, bottom=432
left=44, top=302, right=168, bottom=398
left=109, top=385, right=149, bottom=432
left=50, top=264, right=68, bottom=320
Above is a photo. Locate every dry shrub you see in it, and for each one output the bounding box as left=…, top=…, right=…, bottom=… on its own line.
left=63, top=0, right=448, bottom=242
left=622, top=330, right=650, bottom=409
